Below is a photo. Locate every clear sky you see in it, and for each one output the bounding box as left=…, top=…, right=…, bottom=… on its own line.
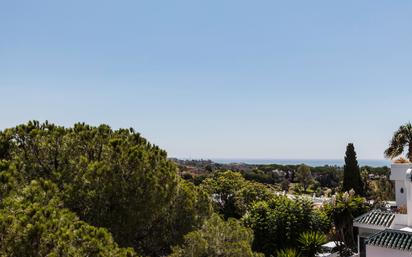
left=1, top=1, right=412, bottom=160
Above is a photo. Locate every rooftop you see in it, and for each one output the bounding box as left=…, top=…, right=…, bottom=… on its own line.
left=367, top=229, right=412, bottom=251
left=354, top=210, right=395, bottom=228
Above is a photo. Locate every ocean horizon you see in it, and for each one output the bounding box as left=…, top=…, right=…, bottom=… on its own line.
left=208, top=158, right=390, bottom=167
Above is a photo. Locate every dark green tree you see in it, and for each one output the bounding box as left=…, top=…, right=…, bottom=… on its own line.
left=342, top=143, right=364, bottom=196
left=0, top=121, right=211, bottom=256
left=0, top=179, right=136, bottom=257
left=296, top=164, right=313, bottom=193
left=138, top=179, right=212, bottom=255
left=201, top=171, right=272, bottom=219
left=0, top=132, right=11, bottom=160
left=0, top=161, right=20, bottom=201
left=384, top=122, right=412, bottom=161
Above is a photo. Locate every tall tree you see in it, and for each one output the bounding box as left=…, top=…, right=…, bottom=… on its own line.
left=296, top=164, right=313, bottom=193
left=342, top=143, right=364, bottom=196
left=384, top=122, right=412, bottom=161
left=0, top=121, right=211, bottom=256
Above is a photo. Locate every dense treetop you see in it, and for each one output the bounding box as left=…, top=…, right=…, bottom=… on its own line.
left=0, top=121, right=211, bottom=256
left=0, top=174, right=136, bottom=257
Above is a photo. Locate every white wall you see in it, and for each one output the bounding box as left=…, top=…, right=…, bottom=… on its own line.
left=391, top=164, right=411, bottom=208
left=366, top=245, right=412, bottom=257
left=391, top=164, right=412, bottom=181
left=396, top=180, right=407, bottom=208
left=391, top=214, right=408, bottom=228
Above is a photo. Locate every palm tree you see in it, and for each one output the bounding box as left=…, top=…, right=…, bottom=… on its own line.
left=385, top=123, right=412, bottom=161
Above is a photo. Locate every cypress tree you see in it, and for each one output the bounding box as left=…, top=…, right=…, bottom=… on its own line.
left=342, top=143, right=364, bottom=195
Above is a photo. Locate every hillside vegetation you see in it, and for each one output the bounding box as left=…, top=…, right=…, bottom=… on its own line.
left=0, top=121, right=369, bottom=257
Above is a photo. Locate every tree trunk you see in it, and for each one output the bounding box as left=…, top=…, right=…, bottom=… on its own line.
left=335, top=211, right=356, bottom=250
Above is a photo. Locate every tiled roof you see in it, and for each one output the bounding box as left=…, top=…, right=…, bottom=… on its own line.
left=367, top=229, right=412, bottom=251
left=354, top=210, right=395, bottom=227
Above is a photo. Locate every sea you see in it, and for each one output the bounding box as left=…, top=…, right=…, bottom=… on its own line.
left=210, top=159, right=390, bottom=167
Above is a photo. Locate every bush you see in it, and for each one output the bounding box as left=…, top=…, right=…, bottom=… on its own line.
left=170, top=214, right=263, bottom=257
left=243, top=196, right=331, bottom=256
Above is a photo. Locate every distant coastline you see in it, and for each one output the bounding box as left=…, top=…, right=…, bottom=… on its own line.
left=204, top=159, right=390, bottom=167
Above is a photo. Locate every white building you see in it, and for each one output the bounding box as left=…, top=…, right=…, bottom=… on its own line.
left=354, top=163, right=412, bottom=257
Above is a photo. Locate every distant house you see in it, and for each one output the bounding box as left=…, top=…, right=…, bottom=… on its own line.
left=271, top=169, right=286, bottom=176
left=354, top=163, right=412, bottom=257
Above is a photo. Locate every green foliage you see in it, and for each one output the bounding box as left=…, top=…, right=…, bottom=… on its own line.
left=2, top=121, right=378, bottom=257
left=0, top=161, right=20, bottom=200
left=342, top=143, right=364, bottom=196
left=139, top=179, right=213, bottom=255
left=170, top=214, right=264, bottom=257
left=201, top=171, right=273, bottom=219
left=296, top=164, right=313, bottom=192
left=243, top=196, right=331, bottom=256
left=276, top=249, right=301, bottom=257
left=0, top=179, right=136, bottom=257
left=241, top=169, right=279, bottom=184
left=384, top=122, right=412, bottom=161
left=0, top=132, right=11, bottom=160
left=0, top=121, right=210, bottom=256
left=323, top=191, right=368, bottom=249
left=362, top=166, right=390, bottom=176
left=290, top=183, right=304, bottom=194
left=297, top=231, right=327, bottom=257
left=251, top=163, right=341, bottom=192
left=280, top=178, right=290, bottom=192
left=370, top=177, right=395, bottom=204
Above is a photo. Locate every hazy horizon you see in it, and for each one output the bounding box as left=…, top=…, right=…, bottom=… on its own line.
left=173, top=157, right=390, bottom=167
left=2, top=1, right=412, bottom=159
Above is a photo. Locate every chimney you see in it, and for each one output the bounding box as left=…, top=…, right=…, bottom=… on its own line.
left=391, top=163, right=412, bottom=211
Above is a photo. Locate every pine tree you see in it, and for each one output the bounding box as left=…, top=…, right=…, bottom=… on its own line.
left=296, top=164, right=313, bottom=193
left=342, top=143, right=364, bottom=196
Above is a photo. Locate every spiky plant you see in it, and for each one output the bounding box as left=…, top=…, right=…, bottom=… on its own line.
left=276, top=249, right=301, bottom=257
left=298, top=231, right=327, bottom=257
left=385, top=122, right=412, bottom=161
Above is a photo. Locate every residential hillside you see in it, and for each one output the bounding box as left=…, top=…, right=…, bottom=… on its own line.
left=0, top=121, right=403, bottom=257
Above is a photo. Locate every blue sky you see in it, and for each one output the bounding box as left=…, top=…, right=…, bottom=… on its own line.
left=1, top=1, right=412, bottom=159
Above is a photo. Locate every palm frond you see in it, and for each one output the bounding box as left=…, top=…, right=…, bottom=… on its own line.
left=384, top=123, right=412, bottom=160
